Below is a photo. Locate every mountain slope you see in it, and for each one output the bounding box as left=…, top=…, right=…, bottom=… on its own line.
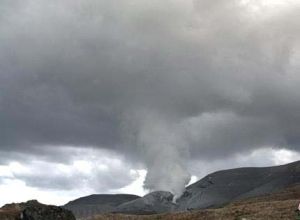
left=177, top=160, right=300, bottom=211
left=64, top=194, right=140, bottom=219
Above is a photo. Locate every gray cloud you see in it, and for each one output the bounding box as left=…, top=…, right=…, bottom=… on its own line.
left=0, top=147, right=137, bottom=192
left=0, top=0, right=300, bottom=196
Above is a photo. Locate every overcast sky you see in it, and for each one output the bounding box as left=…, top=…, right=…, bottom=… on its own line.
left=0, top=0, right=300, bottom=206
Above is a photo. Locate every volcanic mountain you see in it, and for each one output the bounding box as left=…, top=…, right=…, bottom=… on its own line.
left=64, top=160, right=300, bottom=219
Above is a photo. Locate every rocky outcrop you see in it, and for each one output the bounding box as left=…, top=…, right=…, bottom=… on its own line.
left=114, top=191, right=176, bottom=215
left=0, top=200, right=75, bottom=220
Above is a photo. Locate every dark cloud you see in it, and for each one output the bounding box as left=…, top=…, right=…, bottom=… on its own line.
left=0, top=0, right=299, bottom=196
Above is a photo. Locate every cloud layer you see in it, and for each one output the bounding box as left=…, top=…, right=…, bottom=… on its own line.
left=0, top=0, right=300, bottom=197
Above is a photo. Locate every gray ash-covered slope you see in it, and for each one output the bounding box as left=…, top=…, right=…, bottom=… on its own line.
left=177, top=160, right=300, bottom=211
left=114, top=191, right=177, bottom=215
left=64, top=194, right=139, bottom=219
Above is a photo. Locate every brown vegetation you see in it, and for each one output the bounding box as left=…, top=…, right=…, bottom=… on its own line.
left=0, top=203, right=21, bottom=220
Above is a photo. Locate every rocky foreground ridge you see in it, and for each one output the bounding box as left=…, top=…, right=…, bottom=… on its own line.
left=0, top=200, right=75, bottom=220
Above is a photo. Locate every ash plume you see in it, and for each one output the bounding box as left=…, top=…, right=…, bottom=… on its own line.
left=126, top=111, right=191, bottom=198
left=0, top=0, right=299, bottom=198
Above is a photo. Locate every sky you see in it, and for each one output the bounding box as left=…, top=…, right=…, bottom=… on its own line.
left=0, top=0, right=300, bottom=206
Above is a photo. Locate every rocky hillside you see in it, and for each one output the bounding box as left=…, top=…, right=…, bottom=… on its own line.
left=64, top=194, right=140, bottom=219
left=0, top=200, right=75, bottom=220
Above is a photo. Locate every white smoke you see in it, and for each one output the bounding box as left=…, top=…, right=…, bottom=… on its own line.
left=124, top=110, right=191, bottom=199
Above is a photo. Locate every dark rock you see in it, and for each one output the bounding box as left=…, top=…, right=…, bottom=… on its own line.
left=0, top=200, right=75, bottom=220
left=114, top=191, right=177, bottom=215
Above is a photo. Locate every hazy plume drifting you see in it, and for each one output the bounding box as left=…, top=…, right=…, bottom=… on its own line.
left=0, top=0, right=300, bottom=197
